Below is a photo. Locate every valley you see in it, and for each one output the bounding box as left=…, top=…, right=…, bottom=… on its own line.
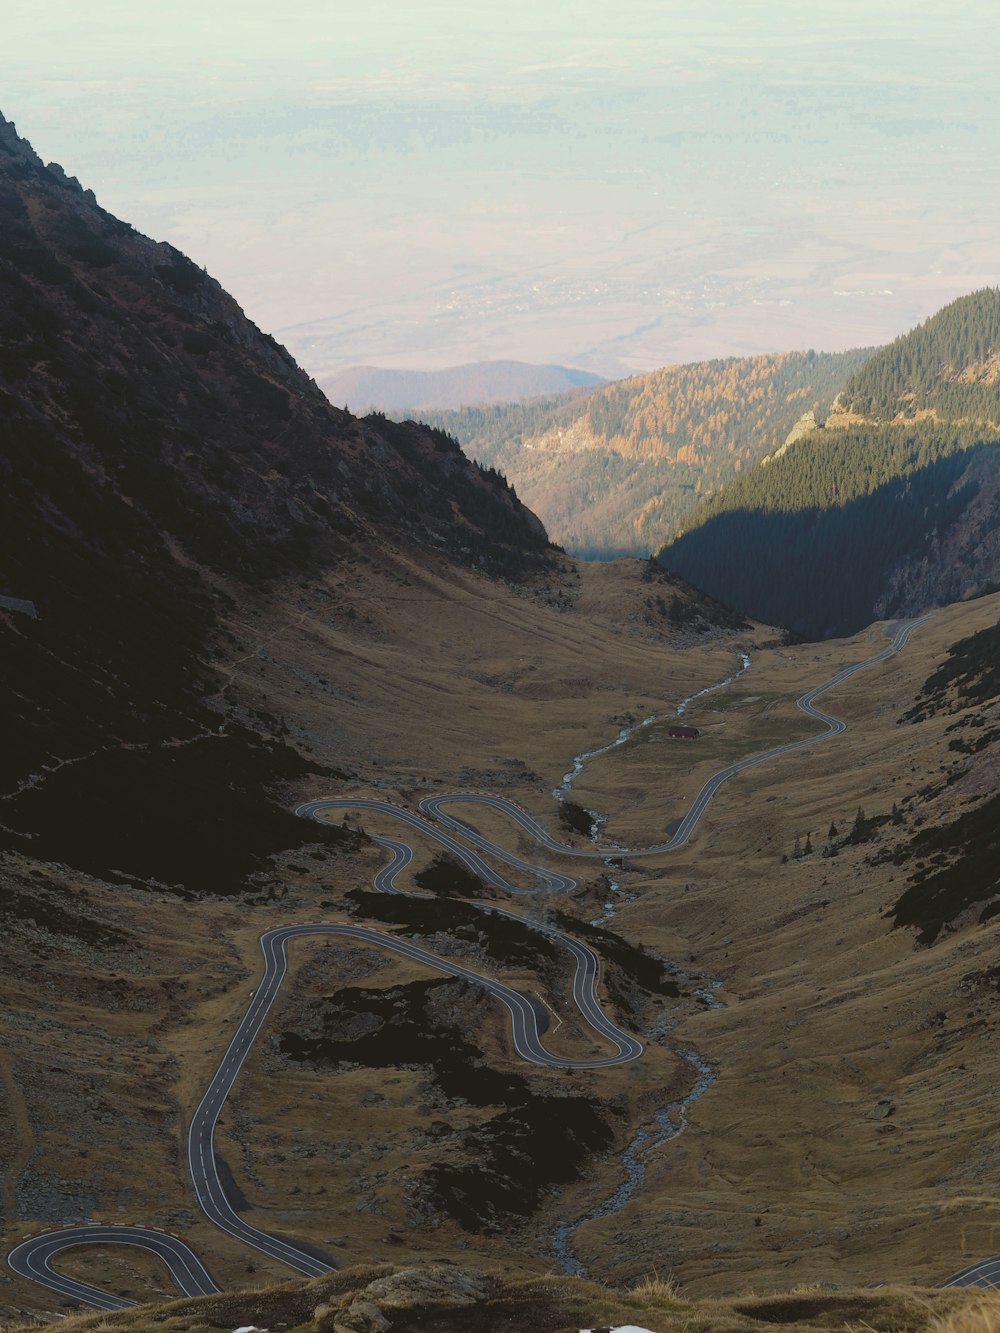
left=2, top=108, right=1000, bottom=1333
left=1, top=554, right=758, bottom=1313
left=6, top=577, right=1000, bottom=1315
left=409, top=349, right=871, bottom=558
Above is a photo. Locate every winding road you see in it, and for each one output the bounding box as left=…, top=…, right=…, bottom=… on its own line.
left=942, top=1258, right=1000, bottom=1289
left=12, top=616, right=977, bottom=1308
left=184, top=918, right=644, bottom=1284
left=6, top=1225, right=218, bottom=1311
left=415, top=616, right=930, bottom=862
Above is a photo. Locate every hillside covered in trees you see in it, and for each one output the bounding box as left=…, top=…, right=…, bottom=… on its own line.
left=839, top=287, right=1000, bottom=422
left=659, top=292, right=1000, bottom=639
left=407, top=349, right=872, bottom=557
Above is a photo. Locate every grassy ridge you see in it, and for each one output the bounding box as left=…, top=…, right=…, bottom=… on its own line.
left=11, top=1263, right=998, bottom=1333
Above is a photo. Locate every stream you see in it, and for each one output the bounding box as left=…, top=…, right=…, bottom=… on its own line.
left=554, top=649, right=750, bottom=927
left=548, top=652, right=746, bottom=1272
left=552, top=649, right=750, bottom=809
left=551, top=1028, right=718, bottom=1276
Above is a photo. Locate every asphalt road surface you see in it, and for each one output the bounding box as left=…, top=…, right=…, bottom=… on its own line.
left=415, top=617, right=932, bottom=861
left=10, top=903, right=641, bottom=1305
left=942, top=1257, right=1000, bottom=1289
left=6, top=1225, right=219, bottom=1309
left=17, top=616, right=977, bottom=1308
left=184, top=918, right=644, bottom=1284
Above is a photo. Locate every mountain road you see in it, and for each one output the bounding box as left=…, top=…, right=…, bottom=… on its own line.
left=12, top=616, right=976, bottom=1308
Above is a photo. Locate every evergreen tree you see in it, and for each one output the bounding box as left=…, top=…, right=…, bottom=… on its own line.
left=848, top=807, right=872, bottom=845
left=405, top=349, right=872, bottom=558
left=660, top=418, right=1000, bottom=638
left=840, top=288, right=1000, bottom=421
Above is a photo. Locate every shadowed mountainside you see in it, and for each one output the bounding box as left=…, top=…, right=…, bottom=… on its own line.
left=660, top=430, right=1000, bottom=639
left=0, top=110, right=550, bottom=894
left=659, top=292, right=1000, bottom=638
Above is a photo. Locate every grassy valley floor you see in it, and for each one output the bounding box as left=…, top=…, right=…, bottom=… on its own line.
left=540, top=596, right=1000, bottom=1294
left=4, top=563, right=1000, bottom=1315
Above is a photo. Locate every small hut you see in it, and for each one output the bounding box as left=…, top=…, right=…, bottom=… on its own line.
left=668, top=724, right=700, bottom=740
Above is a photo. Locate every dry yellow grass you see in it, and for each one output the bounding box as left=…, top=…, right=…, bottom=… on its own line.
left=929, top=1290, right=1000, bottom=1333
left=216, top=553, right=753, bottom=796
left=4, top=552, right=1000, bottom=1315
left=552, top=595, right=1000, bottom=1294
left=629, top=1269, right=682, bottom=1302
left=0, top=1264, right=996, bottom=1333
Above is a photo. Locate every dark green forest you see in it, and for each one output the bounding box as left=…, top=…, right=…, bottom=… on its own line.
left=408, top=389, right=593, bottom=463
left=659, top=421, right=1000, bottom=638
left=840, top=287, right=1000, bottom=421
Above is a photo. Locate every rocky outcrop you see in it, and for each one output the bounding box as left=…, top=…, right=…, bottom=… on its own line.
left=761, top=409, right=821, bottom=466
left=319, top=1266, right=487, bottom=1333
left=524, top=417, right=606, bottom=455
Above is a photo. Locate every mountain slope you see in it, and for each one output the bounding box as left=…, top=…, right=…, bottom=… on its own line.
left=659, top=292, right=1000, bottom=638
left=7, top=582, right=1000, bottom=1311
left=0, top=113, right=764, bottom=1305
left=839, top=287, right=1000, bottom=421
left=414, top=349, right=872, bottom=556
left=0, top=110, right=549, bottom=894
left=319, top=359, right=604, bottom=412
left=11, top=108, right=1000, bottom=1318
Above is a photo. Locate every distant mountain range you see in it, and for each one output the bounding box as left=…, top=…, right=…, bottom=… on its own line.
left=659, top=289, right=1000, bottom=638
left=318, top=360, right=604, bottom=412
left=415, top=349, right=871, bottom=557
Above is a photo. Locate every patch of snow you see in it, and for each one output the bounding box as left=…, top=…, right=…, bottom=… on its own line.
left=580, top=1326, right=658, bottom=1332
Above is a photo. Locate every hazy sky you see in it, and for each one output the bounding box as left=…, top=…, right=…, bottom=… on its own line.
left=4, top=2, right=999, bottom=376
